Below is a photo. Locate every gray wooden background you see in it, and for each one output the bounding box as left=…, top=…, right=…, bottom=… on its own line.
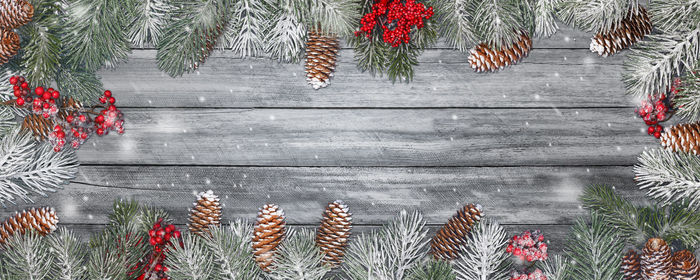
left=3, top=26, right=656, bottom=253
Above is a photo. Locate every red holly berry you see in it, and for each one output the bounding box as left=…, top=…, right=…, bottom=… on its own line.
left=35, top=86, right=44, bottom=96
left=10, top=76, right=17, bottom=85
left=15, top=98, right=24, bottom=106
left=20, top=82, right=28, bottom=89
left=104, top=90, right=111, bottom=97
left=654, top=131, right=661, bottom=138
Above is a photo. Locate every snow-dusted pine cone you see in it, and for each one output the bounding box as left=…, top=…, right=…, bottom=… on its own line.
left=671, top=250, right=700, bottom=280
left=188, top=190, right=222, bottom=235
left=660, top=122, right=700, bottom=155
left=0, top=0, right=33, bottom=29
left=641, top=238, right=673, bottom=280
left=468, top=33, right=532, bottom=73
left=316, top=200, right=352, bottom=267
left=0, top=29, right=19, bottom=65
left=305, top=30, right=339, bottom=90
left=0, top=207, right=58, bottom=244
left=430, top=203, right=483, bottom=260
left=590, top=6, right=652, bottom=57
left=622, top=249, right=642, bottom=280
left=252, top=204, right=286, bottom=271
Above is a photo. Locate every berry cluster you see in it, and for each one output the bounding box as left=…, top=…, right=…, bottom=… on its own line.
left=355, top=0, right=433, bottom=47
left=509, top=268, right=548, bottom=280
left=635, top=78, right=679, bottom=139
left=137, top=219, right=182, bottom=280
left=506, top=230, right=548, bottom=262
left=6, top=76, right=125, bottom=152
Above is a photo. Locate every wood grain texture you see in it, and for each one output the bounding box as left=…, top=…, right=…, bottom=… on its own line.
left=102, top=49, right=629, bottom=109
left=75, top=108, right=655, bottom=166
left=1, top=166, right=645, bottom=225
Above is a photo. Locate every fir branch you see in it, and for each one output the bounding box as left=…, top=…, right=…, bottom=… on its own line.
left=204, top=220, right=263, bottom=279
left=307, top=0, right=358, bottom=37
left=62, top=0, right=131, bottom=72
left=0, top=232, right=54, bottom=280
left=166, top=234, right=214, bottom=280
left=565, top=211, right=625, bottom=280
left=646, top=203, right=700, bottom=248
left=453, top=219, right=511, bottom=280
left=0, top=128, right=78, bottom=206
left=0, top=107, right=12, bottom=136
left=387, top=44, right=419, bottom=83
left=351, top=32, right=390, bottom=78
left=55, top=68, right=104, bottom=102
left=580, top=185, right=649, bottom=245
left=635, top=149, right=700, bottom=209
left=623, top=30, right=700, bottom=99
left=648, top=0, right=700, bottom=34
left=48, top=228, right=87, bottom=280
left=342, top=210, right=428, bottom=280
left=267, top=228, right=330, bottom=280
left=537, top=254, right=571, bottom=280
left=472, top=0, right=528, bottom=49
left=156, top=0, right=229, bottom=77
left=433, top=0, right=476, bottom=52
left=221, top=0, right=272, bottom=57
left=534, top=0, right=560, bottom=38
left=20, top=0, right=64, bottom=88
left=675, top=61, right=700, bottom=122
left=127, top=0, right=174, bottom=47
left=556, top=0, right=635, bottom=33
left=406, top=258, right=456, bottom=280
left=265, top=0, right=307, bottom=63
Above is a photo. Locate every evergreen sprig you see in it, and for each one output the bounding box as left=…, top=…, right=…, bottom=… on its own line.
left=267, top=228, right=331, bottom=280
left=537, top=254, right=571, bottom=280
left=265, top=0, right=308, bottom=63
left=565, top=211, right=624, bottom=280
left=453, top=219, right=511, bottom=280
left=648, top=0, right=700, bottom=34
left=204, top=220, right=263, bottom=279
left=533, top=0, right=561, bottom=38
left=472, top=0, right=531, bottom=50
left=1, top=231, right=54, bottom=280
left=48, top=229, right=87, bottom=280
left=433, top=0, right=475, bottom=52
left=556, top=0, right=635, bottom=34
left=20, top=0, right=63, bottom=88
left=221, top=0, right=273, bottom=58
left=675, top=61, right=700, bottom=122
left=128, top=0, right=174, bottom=47
left=580, top=185, right=647, bottom=245
left=635, top=149, right=700, bottom=210
left=166, top=233, right=214, bottom=280
left=406, top=258, right=455, bottom=280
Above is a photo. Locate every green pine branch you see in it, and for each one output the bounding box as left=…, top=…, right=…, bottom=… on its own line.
left=635, top=149, right=700, bottom=210
left=48, top=229, right=87, bottom=280
left=406, top=258, right=456, bottom=280
left=675, top=61, right=700, bottom=122
left=127, top=0, right=174, bottom=47
left=648, top=0, right=700, bottom=34
left=534, top=0, right=561, bottom=38
left=556, top=0, right=635, bottom=34
left=472, top=0, right=531, bottom=49
left=0, top=232, right=54, bottom=280
left=645, top=203, right=700, bottom=248
left=307, top=0, right=359, bottom=37
left=55, top=68, right=104, bottom=102
left=221, top=0, right=273, bottom=58
left=204, top=220, right=263, bottom=279
left=265, top=0, right=308, bottom=63
left=565, top=211, right=624, bottom=280
left=267, top=228, right=330, bottom=280
left=166, top=233, right=214, bottom=280
left=537, top=254, right=571, bottom=280
left=580, top=185, right=648, bottom=245
left=20, top=0, right=64, bottom=88
left=453, top=219, right=511, bottom=280
left=433, top=0, right=476, bottom=52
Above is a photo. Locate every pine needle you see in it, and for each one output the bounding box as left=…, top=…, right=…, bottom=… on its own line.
left=127, top=0, right=174, bottom=47
left=537, top=254, right=571, bottom=280
left=204, top=220, right=263, bottom=279
left=635, top=149, right=700, bottom=210
left=406, top=258, right=456, bottom=280
left=565, top=211, right=624, bottom=280
left=221, top=0, right=272, bottom=58
left=534, top=0, right=560, bottom=38
left=166, top=233, right=214, bottom=280
left=48, top=228, right=87, bottom=280
left=675, top=61, right=700, bottom=122
left=267, top=228, right=330, bottom=280
left=453, top=219, right=511, bottom=280
left=0, top=232, right=54, bottom=280
left=556, top=0, right=635, bottom=34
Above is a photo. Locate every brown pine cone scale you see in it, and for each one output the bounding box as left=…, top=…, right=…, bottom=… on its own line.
left=660, top=123, right=700, bottom=155
left=252, top=204, right=286, bottom=271
left=430, top=203, right=483, bottom=260
left=305, top=30, right=339, bottom=90
left=641, top=238, right=673, bottom=280
left=316, top=200, right=352, bottom=267
left=590, top=6, right=652, bottom=57
left=468, top=33, right=532, bottom=73
left=622, top=249, right=642, bottom=280
left=0, top=0, right=33, bottom=29
left=671, top=250, right=700, bottom=280
left=0, top=207, right=58, bottom=244
left=188, top=190, right=222, bottom=235
left=0, top=29, right=19, bottom=65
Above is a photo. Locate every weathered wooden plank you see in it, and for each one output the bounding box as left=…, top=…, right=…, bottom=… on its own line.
left=1, top=166, right=645, bottom=225
left=102, top=49, right=628, bottom=109
left=75, top=108, right=655, bottom=166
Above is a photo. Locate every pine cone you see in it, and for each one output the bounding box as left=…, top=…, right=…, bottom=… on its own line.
left=305, top=30, right=339, bottom=90
left=0, top=207, right=59, bottom=244
left=622, top=249, right=643, bottom=280
left=188, top=190, right=222, bottom=235
left=0, top=29, right=19, bottom=65
left=590, top=7, right=652, bottom=57
left=0, top=0, right=33, bottom=29
left=430, top=203, right=483, bottom=260
left=316, top=200, right=352, bottom=267
left=660, top=122, right=700, bottom=155
left=252, top=204, right=286, bottom=271
left=641, top=238, right=673, bottom=280
left=468, top=32, right=532, bottom=73
left=671, top=250, right=700, bottom=280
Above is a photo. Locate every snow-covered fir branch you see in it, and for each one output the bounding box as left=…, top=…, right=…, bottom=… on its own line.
left=675, top=62, right=700, bottom=122
left=20, top=0, right=63, bottom=88
left=221, top=0, right=272, bottom=58
left=565, top=211, right=624, bottom=280
left=434, top=0, right=476, bottom=52
left=0, top=232, right=54, bottom=280
left=0, top=128, right=78, bottom=206
left=204, top=220, right=263, bottom=279
left=307, top=0, right=358, bottom=37
left=556, top=0, right=635, bottom=34
left=48, top=229, right=87, bottom=280
left=635, top=149, right=700, bottom=210
left=166, top=234, right=214, bottom=280
left=648, top=0, right=700, bottom=34
left=534, top=0, right=560, bottom=38
left=128, top=0, right=174, bottom=47
left=453, top=219, right=511, bottom=280
left=406, top=258, right=456, bottom=280
left=267, top=228, right=330, bottom=280
left=265, top=0, right=307, bottom=63
left=580, top=185, right=648, bottom=245
left=472, top=0, right=529, bottom=49
left=537, top=254, right=571, bottom=280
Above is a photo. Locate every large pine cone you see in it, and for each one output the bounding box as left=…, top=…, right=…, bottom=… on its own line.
left=622, top=249, right=642, bottom=280
left=0, top=29, right=19, bottom=65
left=660, top=123, right=700, bottom=155
left=641, top=238, right=673, bottom=280
left=671, top=250, right=700, bottom=280
left=252, top=204, right=285, bottom=271
left=430, top=203, right=483, bottom=260
left=305, top=30, right=339, bottom=90
left=316, top=200, right=352, bottom=267
left=0, top=207, right=59, bottom=244
left=468, top=33, right=532, bottom=73
left=590, top=6, right=652, bottom=57
left=188, top=190, right=222, bottom=235
left=0, top=0, right=33, bottom=29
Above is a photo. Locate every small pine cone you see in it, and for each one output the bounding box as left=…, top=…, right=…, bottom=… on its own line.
left=316, top=200, right=352, bottom=267
left=430, top=203, right=483, bottom=260
left=305, top=30, right=339, bottom=90
left=622, top=249, right=643, bottom=280
left=671, top=250, right=700, bottom=280
left=590, top=7, right=652, bottom=57
left=0, top=29, right=20, bottom=65
left=660, top=123, right=700, bottom=155
left=252, top=204, right=286, bottom=271
left=468, top=32, right=532, bottom=73
left=188, top=190, right=222, bottom=235
left=0, top=207, right=59, bottom=244
left=22, top=113, right=55, bottom=140
left=0, top=0, right=34, bottom=29
left=641, top=238, right=673, bottom=280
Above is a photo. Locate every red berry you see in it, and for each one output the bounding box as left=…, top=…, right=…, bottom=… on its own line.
left=108, top=105, right=116, bottom=111
left=157, top=229, right=165, bottom=237
left=514, top=248, right=521, bottom=256
left=35, top=86, right=44, bottom=96
left=9, top=76, right=17, bottom=85
left=104, top=90, right=112, bottom=97
left=108, top=97, right=115, bottom=104
left=96, top=128, right=104, bottom=135
left=66, top=115, right=74, bottom=123
left=654, top=131, right=661, bottom=139
left=95, top=115, right=104, bottom=123
left=81, top=133, right=88, bottom=140
left=655, top=126, right=662, bottom=133
left=79, top=115, right=87, bottom=122
left=21, top=82, right=28, bottom=89
left=154, top=264, right=162, bottom=272
left=173, top=231, right=181, bottom=239
left=52, top=91, right=60, bottom=99
left=43, top=102, right=50, bottom=109
left=155, top=236, right=163, bottom=244
left=15, top=98, right=24, bottom=106
left=648, top=126, right=655, bottom=134
left=56, top=131, right=65, bottom=139
left=42, top=92, right=51, bottom=100
left=53, top=146, right=61, bottom=152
